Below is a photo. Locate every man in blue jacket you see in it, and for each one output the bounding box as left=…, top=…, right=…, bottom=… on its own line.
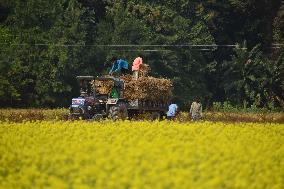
left=167, top=102, right=179, bottom=120
left=109, top=57, right=130, bottom=76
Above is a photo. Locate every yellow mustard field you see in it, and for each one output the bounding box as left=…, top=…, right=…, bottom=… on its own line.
left=0, top=121, right=284, bottom=189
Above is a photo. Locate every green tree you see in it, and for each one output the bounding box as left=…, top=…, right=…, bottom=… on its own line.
left=94, top=1, right=216, bottom=108
left=0, top=26, right=21, bottom=104
left=0, top=0, right=283, bottom=109
left=222, top=42, right=284, bottom=108
left=0, top=0, right=91, bottom=106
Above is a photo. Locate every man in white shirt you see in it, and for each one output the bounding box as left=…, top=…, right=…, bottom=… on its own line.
left=190, top=98, right=202, bottom=121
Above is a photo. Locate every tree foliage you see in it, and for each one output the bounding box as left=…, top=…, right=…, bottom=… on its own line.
left=222, top=42, right=284, bottom=108
left=0, top=0, right=283, bottom=109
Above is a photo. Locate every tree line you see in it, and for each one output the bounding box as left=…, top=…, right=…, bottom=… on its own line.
left=0, top=0, right=283, bottom=110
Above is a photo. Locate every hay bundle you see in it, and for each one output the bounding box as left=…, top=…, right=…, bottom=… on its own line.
left=120, top=75, right=133, bottom=83
left=91, top=68, right=172, bottom=102
left=121, top=76, right=172, bottom=102
left=91, top=79, right=114, bottom=94
left=139, top=64, right=151, bottom=77
left=91, top=76, right=172, bottom=102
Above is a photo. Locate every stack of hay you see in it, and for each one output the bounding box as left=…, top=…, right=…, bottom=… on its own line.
left=91, top=79, right=114, bottom=94
left=91, top=64, right=172, bottom=103
left=139, top=64, right=151, bottom=77
left=121, top=75, right=172, bottom=103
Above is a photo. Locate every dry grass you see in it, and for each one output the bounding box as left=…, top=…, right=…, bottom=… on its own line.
left=0, top=108, right=69, bottom=122
left=0, top=109, right=283, bottom=123
left=176, top=111, right=284, bottom=123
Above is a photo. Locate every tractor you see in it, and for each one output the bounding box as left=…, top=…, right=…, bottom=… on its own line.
left=69, top=76, right=128, bottom=120
left=68, top=75, right=169, bottom=121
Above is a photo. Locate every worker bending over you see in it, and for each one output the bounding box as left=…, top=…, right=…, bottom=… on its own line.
left=109, top=57, right=129, bottom=76
left=167, top=102, right=179, bottom=120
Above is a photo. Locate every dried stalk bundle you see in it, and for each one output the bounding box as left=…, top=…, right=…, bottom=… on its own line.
left=120, top=75, right=133, bottom=83
left=91, top=80, right=114, bottom=94
left=121, top=75, right=172, bottom=102
left=139, top=64, right=151, bottom=77
left=91, top=64, right=172, bottom=102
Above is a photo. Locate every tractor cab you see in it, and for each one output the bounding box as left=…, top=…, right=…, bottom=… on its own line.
left=69, top=75, right=125, bottom=120
left=77, top=76, right=94, bottom=97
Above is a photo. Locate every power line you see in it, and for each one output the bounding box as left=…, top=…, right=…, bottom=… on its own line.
left=272, top=43, right=284, bottom=46
left=0, top=49, right=216, bottom=52
left=0, top=43, right=237, bottom=47
left=111, top=49, right=215, bottom=52
left=1, top=43, right=282, bottom=50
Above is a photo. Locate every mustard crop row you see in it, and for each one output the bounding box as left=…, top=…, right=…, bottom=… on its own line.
left=0, top=121, right=283, bottom=189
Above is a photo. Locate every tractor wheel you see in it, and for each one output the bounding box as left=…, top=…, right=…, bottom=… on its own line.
left=68, top=114, right=76, bottom=121
left=92, top=114, right=103, bottom=121
left=109, top=102, right=128, bottom=121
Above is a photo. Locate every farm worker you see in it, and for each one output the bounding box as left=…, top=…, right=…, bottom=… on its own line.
left=132, top=55, right=143, bottom=79
left=109, top=57, right=129, bottom=76
left=167, top=103, right=178, bottom=120
left=190, top=98, right=202, bottom=121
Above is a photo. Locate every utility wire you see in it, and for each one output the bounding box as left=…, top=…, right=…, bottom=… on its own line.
left=0, top=43, right=238, bottom=47
left=111, top=49, right=215, bottom=52
left=272, top=43, right=284, bottom=46
left=1, top=43, right=282, bottom=50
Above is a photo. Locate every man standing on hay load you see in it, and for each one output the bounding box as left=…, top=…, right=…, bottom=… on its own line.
left=132, top=55, right=143, bottom=79
left=109, top=57, right=130, bottom=76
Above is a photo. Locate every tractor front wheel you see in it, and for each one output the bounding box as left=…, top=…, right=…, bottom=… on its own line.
left=109, top=102, right=128, bottom=121
left=92, top=114, right=104, bottom=121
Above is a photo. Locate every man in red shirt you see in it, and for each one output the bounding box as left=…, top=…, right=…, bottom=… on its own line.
left=132, top=55, right=143, bottom=79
